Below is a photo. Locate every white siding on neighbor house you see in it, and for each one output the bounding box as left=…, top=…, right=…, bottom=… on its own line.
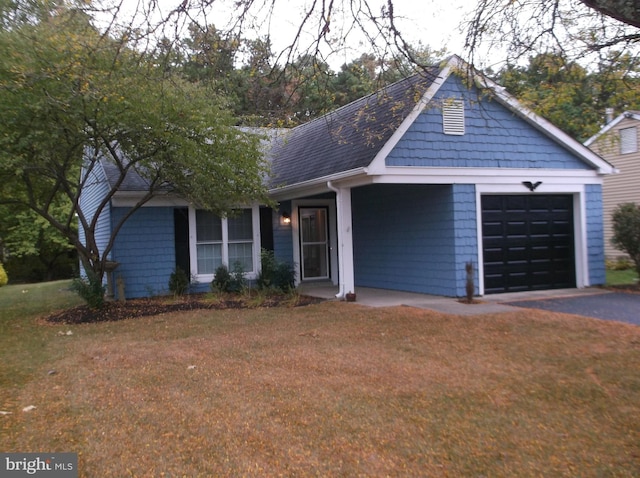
left=589, top=118, right=640, bottom=259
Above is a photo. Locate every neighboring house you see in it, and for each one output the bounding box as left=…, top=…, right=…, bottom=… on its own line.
left=584, top=111, right=639, bottom=260
left=80, top=55, right=614, bottom=299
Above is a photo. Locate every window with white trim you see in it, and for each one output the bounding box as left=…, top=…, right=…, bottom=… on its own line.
left=620, top=126, right=638, bottom=154
left=196, top=210, right=223, bottom=274
left=191, top=206, right=259, bottom=279
left=227, top=209, right=254, bottom=272
left=443, top=98, right=465, bottom=135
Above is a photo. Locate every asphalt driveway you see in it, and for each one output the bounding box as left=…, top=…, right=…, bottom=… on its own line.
left=507, top=291, right=640, bottom=325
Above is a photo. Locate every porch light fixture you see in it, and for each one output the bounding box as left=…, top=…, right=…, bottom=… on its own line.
left=281, top=212, right=291, bottom=225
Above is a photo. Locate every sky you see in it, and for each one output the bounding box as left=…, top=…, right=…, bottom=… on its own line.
left=245, top=0, right=477, bottom=68
left=108, top=0, right=481, bottom=69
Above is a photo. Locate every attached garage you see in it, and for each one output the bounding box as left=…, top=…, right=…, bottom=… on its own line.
left=482, top=195, right=576, bottom=294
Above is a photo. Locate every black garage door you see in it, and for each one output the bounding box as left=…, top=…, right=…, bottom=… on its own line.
left=482, top=195, right=576, bottom=294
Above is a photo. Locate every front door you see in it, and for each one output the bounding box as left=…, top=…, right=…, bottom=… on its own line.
left=300, top=207, right=330, bottom=280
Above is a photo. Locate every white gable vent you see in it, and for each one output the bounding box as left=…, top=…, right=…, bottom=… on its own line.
left=442, top=99, right=465, bottom=135
left=620, top=126, right=638, bottom=154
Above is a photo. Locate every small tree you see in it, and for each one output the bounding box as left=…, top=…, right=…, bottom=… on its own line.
left=611, top=203, right=640, bottom=277
left=0, top=5, right=269, bottom=307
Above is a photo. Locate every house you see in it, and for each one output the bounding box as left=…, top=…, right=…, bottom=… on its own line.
left=584, top=111, right=638, bottom=260
left=80, top=55, right=614, bottom=299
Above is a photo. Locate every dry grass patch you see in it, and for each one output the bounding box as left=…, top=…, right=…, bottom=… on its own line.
left=1, top=300, right=640, bottom=477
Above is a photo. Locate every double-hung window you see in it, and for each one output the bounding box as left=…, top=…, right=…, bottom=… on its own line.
left=191, top=206, right=259, bottom=280
left=227, top=209, right=254, bottom=272
left=195, top=210, right=223, bottom=274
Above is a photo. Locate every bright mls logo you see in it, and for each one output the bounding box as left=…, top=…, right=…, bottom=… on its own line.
left=1, top=453, right=77, bottom=477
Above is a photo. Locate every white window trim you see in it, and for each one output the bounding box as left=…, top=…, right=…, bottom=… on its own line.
left=188, top=204, right=261, bottom=283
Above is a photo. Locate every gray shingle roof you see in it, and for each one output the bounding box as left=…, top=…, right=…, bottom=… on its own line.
left=267, top=67, right=442, bottom=188
left=96, top=66, right=445, bottom=194
left=101, top=160, right=158, bottom=191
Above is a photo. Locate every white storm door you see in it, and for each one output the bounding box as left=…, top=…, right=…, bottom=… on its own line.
left=300, top=207, right=330, bottom=280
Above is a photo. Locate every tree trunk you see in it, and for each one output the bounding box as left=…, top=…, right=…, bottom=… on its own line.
left=580, top=0, right=640, bottom=29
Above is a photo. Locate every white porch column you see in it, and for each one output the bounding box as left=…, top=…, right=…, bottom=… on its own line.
left=328, top=182, right=355, bottom=298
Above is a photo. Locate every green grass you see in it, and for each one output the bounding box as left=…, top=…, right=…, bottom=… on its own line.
left=606, top=268, right=639, bottom=286
left=0, top=281, right=84, bottom=391
left=0, top=280, right=83, bottom=320
left=1, top=282, right=639, bottom=477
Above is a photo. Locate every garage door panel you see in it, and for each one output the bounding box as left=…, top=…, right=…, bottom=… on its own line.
left=481, top=195, right=576, bottom=294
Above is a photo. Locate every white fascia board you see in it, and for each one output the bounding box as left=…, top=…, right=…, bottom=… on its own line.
left=366, top=58, right=455, bottom=175
left=584, top=111, right=640, bottom=146
left=268, top=167, right=369, bottom=200
left=371, top=167, right=603, bottom=186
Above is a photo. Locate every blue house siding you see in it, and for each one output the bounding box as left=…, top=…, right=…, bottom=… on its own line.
left=352, top=184, right=466, bottom=297
left=111, top=207, right=177, bottom=299
left=78, top=164, right=112, bottom=271
left=273, top=201, right=294, bottom=266
left=586, top=185, right=606, bottom=286
left=451, top=184, right=479, bottom=296
left=387, top=76, right=590, bottom=170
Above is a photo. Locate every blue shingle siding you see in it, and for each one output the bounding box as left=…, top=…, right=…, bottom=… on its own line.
left=352, top=184, right=472, bottom=297
left=586, top=184, right=606, bottom=286
left=273, top=201, right=294, bottom=265
left=111, top=207, right=177, bottom=299
left=387, top=76, right=591, bottom=170
left=451, top=184, right=479, bottom=297
left=78, top=164, right=112, bottom=273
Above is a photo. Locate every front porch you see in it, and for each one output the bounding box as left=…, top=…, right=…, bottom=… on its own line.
left=297, top=282, right=514, bottom=315
left=297, top=282, right=605, bottom=316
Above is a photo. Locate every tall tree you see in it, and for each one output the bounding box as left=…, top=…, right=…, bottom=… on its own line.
left=466, top=0, right=639, bottom=68
left=497, top=51, right=640, bottom=141
left=0, top=198, right=76, bottom=282
left=0, top=4, right=269, bottom=284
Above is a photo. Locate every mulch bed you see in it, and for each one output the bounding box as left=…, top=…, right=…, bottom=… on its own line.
left=45, top=294, right=324, bottom=325
left=605, top=284, right=640, bottom=293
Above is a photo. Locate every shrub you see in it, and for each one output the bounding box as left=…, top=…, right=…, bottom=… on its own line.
left=0, top=262, right=8, bottom=287
left=71, top=272, right=106, bottom=309
left=212, top=265, right=232, bottom=293
left=168, top=268, right=189, bottom=296
left=230, top=261, right=247, bottom=293
left=605, top=257, right=634, bottom=271
left=611, top=203, right=640, bottom=278
left=256, top=249, right=296, bottom=292
left=211, top=262, right=246, bottom=294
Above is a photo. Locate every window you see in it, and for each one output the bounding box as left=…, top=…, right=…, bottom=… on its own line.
left=442, top=98, right=465, bottom=135
left=195, top=210, right=222, bottom=274
left=228, top=209, right=254, bottom=272
left=191, top=206, right=258, bottom=278
left=620, top=126, right=638, bottom=154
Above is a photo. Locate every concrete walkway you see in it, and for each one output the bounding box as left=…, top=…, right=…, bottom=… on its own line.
left=299, top=283, right=612, bottom=317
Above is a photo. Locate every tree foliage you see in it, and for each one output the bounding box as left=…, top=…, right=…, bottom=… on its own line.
left=466, top=0, right=639, bottom=68
left=611, top=203, right=640, bottom=277
left=0, top=3, right=269, bottom=288
left=497, top=51, right=640, bottom=141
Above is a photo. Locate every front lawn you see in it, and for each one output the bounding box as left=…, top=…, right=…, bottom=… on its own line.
left=1, top=282, right=639, bottom=476
left=606, top=267, right=639, bottom=287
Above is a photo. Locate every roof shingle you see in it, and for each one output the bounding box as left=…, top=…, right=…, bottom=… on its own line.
left=268, top=66, right=442, bottom=187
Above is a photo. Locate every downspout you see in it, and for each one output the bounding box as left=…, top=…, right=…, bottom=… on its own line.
left=327, top=181, right=346, bottom=299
